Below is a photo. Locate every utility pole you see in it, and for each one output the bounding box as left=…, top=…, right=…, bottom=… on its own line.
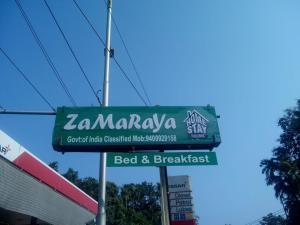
left=96, top=0, right=112, bottom=225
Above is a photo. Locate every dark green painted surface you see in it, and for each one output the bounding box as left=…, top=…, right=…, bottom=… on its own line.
left=107, top=152, right=218, bottom=167
left=52, top=106, right=221, bottom=152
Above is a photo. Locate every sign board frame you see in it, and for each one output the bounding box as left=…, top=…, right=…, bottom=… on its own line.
left=107, top=152, right=217, bottom=167
left=52, top=106, right=221, bottom=152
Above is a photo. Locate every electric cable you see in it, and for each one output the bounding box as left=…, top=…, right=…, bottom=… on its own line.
left=245, top=211, right=280, bottom=225
left=112, top=57, right=148, bottom=106
left=71, top=0, right=149, bottom=106
left=246, top=212, right=286, bottom=225
left=43, top=0, right=101, bottom=105
left=0, top=48, right=56, bottom=111
left=244, top=209, right=285, bottom=225
left=72, top=0, right=106, bottom=46
left=14, top=0, right=77, bottom=106
left=112, top=17, right=152, bottom=105
left=103, top=0, right=152, bottom=105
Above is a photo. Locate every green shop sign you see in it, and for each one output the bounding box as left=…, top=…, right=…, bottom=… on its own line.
left=52, top=106, right=221, bottom=152
left=107, top=152, right=218, bottom=167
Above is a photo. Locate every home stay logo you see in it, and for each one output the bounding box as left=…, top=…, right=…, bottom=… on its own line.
left=0, top=144, right=11, bottom=155
left=184, top=110, right=209, bottom=138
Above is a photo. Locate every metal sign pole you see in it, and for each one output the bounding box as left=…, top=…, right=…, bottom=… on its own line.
left=164, top=166, right=172, bottom=225
left=159, top=149, right=171, bottom=225
left=159, top=165, right=171, bottom=225
left=96, top=0, right=112, bottom=225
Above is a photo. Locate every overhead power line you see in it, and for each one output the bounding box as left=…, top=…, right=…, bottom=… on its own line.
left=43, top=0, right=101, bottom=106
left=0, top=48, right=56, bottom=111
left=245, top=213, right=286, bottom=225
left=244, top=209, right=285, bottom=225
left=72, top=0, right=106, bottom=46
left=72, top=0, right=149, bottom=106
left=14, top=0, right=77, bottom=106
left=112, top=16, right=152, bottom=105
left=103, top=0, right=152, bottom=105
left=112, top=58, right=148, bottom=106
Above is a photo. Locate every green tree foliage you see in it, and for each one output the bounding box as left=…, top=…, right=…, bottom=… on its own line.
left=78, top=177, right=99, bottom=201
left=62, top=168, right=80, bottom=186
left=260, top=100, right=300, bottom=225
left=48, top=161, right=59, bottom=172
left=259, top=213, right=286, bottom=225
left=48, top=162, right=161, bottom=225
left=120, top=182, right=161, bottom=225
left=106, top=181, right=126, bottom=225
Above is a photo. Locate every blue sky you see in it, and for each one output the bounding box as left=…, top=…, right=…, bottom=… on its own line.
left=1, top=0, right=300, bottom=224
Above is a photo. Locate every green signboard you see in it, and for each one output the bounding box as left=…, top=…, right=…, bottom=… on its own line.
left=107, top=152, right=218, bottom=167
left=52, top=106, right=221, bottom=152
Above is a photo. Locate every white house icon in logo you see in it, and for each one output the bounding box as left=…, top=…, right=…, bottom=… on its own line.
left=184, top=110, right=209, bottom=138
